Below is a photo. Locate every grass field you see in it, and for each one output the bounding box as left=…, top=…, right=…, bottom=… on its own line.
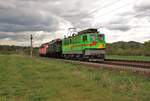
left=106, top=55, right=150, bottom=61
left=0, top=55, right=150, bottom=101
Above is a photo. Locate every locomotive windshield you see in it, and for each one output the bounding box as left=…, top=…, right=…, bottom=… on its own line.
left=90, top=34, right=96, bottom=41
left=90, top=34, right=105, bottom=42
left=98, top=34, right=104, bottom=40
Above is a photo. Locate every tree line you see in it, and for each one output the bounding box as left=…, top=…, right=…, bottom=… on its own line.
left=106, top=40, right=150, bottom=56
left=0, top=45, right=39, bottom=56
left=0, top=40, right=150, bottom=56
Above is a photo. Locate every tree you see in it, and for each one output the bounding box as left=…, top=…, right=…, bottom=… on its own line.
left=144, top=40, right=150, bottom=56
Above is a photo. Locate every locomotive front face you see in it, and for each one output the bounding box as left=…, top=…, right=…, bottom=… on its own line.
left=82, top=33, right=106, bottom=60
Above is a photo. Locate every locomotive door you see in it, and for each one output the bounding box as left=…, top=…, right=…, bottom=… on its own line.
left=82, top=35, right=87, bottom=55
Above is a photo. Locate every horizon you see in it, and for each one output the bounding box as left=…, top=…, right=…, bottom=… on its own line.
left=0, top=40, right=149, bottom=47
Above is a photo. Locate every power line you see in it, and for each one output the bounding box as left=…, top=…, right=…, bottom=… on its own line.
left=58, top=0, right=148, bottom=32
left=63, top=0, right=126, bottom=31
left=74, top=0, right=135, bottom=30
left=97, top=11, right=150, bottom=29
left=123, top=11, right=150, bottom=20
left=95, top=1, right=135, bottom=18
left=87, top=0, right=123, bottom=16
left=98, top=24, right=150, bottom=28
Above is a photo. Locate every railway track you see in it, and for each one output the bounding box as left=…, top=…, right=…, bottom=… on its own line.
left=63, top=59, right=150, bottom=77
left=104, top=59, right=150, bottom=69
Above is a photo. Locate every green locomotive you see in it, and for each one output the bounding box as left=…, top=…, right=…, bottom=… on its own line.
left=39, top=28, right=106, bottom=61
left=62, top=29, right=106, bottom=61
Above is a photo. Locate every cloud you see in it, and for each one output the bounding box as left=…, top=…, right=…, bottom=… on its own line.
left=133, top=0, right=150, bottom=19
left=0, top=0, right=96, bottom=32
left=0, top=3, right=59, bottom=32
left=0, top=0, right=98, bottom=46
left=105, top=25, right=131, bottom=31
left=0, top=0, right=150, bottom=46
left=134, top=0, right=150, bottom=12
left=96, top=15, right=132, bottom=31
left=0, top=31, right=57, bottom=46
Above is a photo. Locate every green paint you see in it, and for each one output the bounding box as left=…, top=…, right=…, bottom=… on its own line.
left=62, top=32, right=106, bottom=54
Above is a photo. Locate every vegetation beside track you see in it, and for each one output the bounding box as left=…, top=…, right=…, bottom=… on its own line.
left=107, top=41, right=150, bottom=56
left=0, top=55, right=150, bottom=101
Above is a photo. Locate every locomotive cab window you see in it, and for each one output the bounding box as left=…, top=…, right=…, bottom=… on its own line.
left=98, top=34, right=104, bottom=40
left=83, top=35, right=87, bottom=42
left=90, top=34, right=96, bottom=41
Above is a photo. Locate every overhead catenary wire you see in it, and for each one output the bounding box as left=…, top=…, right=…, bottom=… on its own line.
left=59, top=0, right=149, bottom=32
left=73, top=0, right=136, bottom=30
left=95, top=0, right=135, bottom=19
left=123, top=11, right=150, bottom=20
left=97, top=11, right=150, bottom=29
left=87, top=0, right=123, bottom=16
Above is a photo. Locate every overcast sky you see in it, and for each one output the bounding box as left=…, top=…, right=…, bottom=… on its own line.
left=0, top=0, right=150, bottom=46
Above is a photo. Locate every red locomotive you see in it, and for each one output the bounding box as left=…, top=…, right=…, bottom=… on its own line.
left=39, top=43, right=49, bottom=57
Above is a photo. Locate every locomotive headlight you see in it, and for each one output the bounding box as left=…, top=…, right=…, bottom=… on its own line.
left=98, top=44, right=104, bottom=48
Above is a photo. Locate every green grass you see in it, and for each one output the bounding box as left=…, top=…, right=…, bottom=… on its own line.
left=0, top=55, right=150, bottom=101
left=106, top=55, right=150, bottom=61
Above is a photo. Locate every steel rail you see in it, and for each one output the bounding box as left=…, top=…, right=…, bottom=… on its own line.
left=62, top=59, right=150, bottom=77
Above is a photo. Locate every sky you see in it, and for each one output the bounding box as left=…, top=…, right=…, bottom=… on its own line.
left=0, top=0, right=150, bottom=46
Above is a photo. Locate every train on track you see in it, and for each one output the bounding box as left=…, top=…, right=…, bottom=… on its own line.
left=39, top=28, right=106, bottom=61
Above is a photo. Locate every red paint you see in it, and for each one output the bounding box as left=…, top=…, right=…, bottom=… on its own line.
left=39, top=43, right=49, bottom=55
left=72, top=42, right=97, bottom=48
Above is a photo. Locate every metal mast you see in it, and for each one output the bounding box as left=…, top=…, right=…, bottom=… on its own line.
left=30, top=34, right=33, bottom=57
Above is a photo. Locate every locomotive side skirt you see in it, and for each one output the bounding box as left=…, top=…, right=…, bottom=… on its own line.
left=84, top=49, right=105, bottom=56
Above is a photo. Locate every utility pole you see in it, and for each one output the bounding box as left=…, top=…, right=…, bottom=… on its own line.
left=30, top=34, right=33, bottom=57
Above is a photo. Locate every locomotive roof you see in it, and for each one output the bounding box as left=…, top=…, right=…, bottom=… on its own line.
left=40, top=39, right=62, bottom=47
left=64, top=28, right=99, bottom=39
left=41, top=43, right=49, bottom=46
left=40, top=42, right=49, bottom=48
left=78, top=28, right=98, bottom=35
left=48, top=39, right=62, bottom=44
